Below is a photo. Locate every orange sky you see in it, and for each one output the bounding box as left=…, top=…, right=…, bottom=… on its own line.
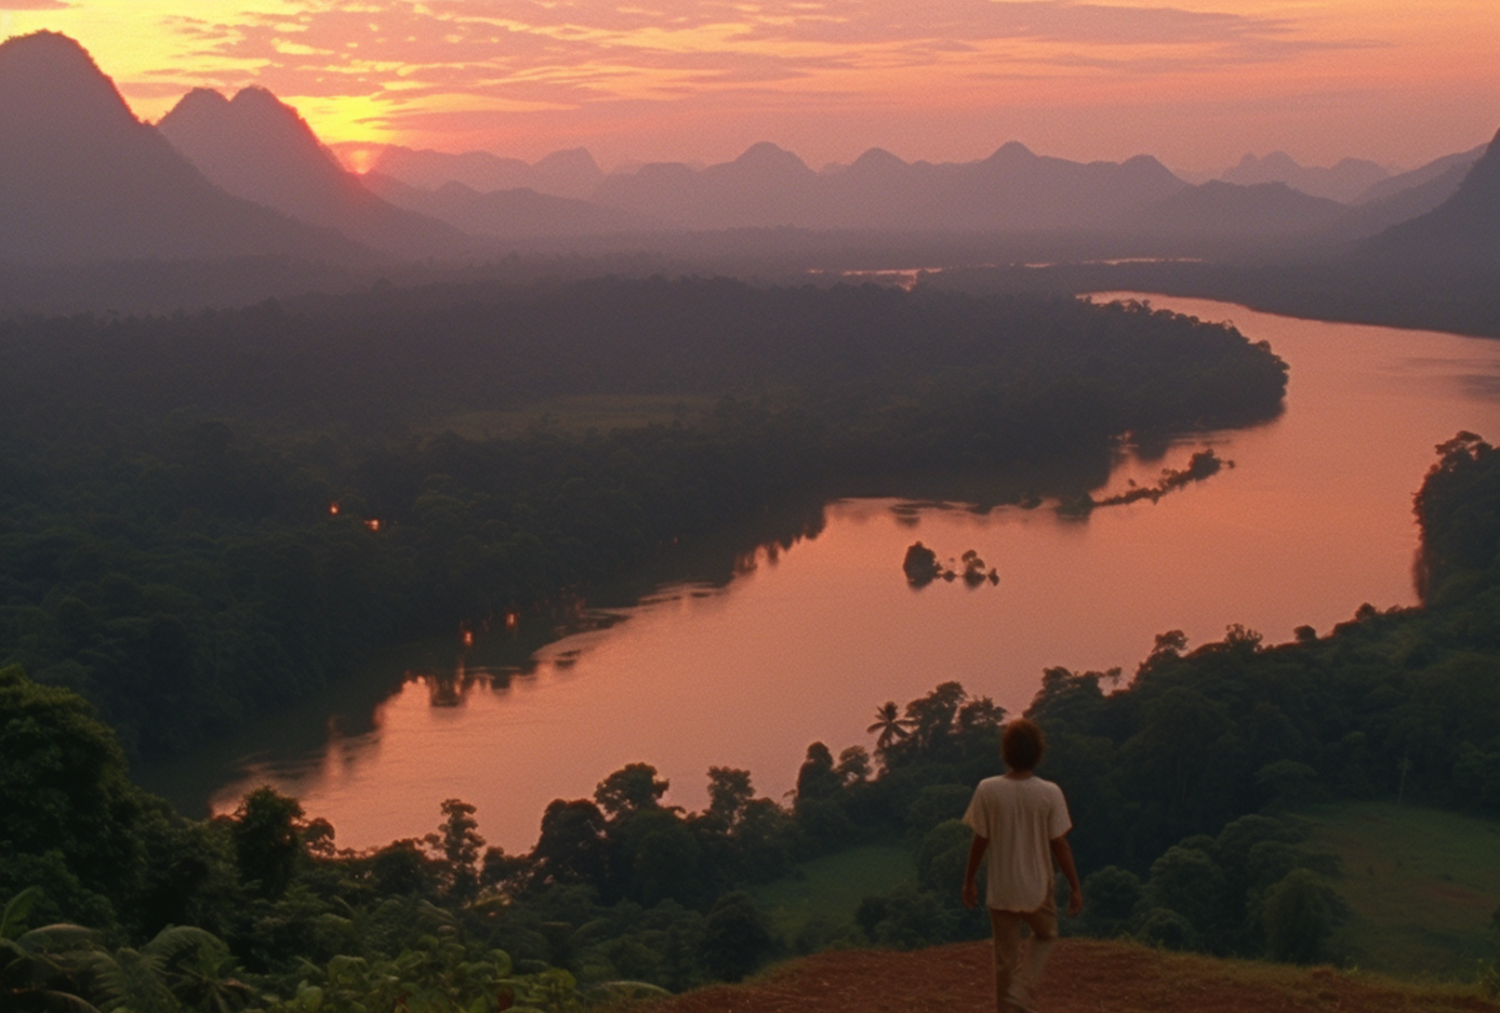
left=3, top=0, right=1497, bottom=171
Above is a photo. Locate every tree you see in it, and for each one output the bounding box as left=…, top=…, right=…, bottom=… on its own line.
left=867, top=701, right=911, bottom=754
left=230, top=787, right=305, bottom=901
left=1144, top=845, right=1227, bottom=949
left=426, top=800, right=484, bottom=902
left=594, top=764, right=670, bottom=823
left=794, top=743, right=842, bottom=805
left=698, top=893, right=773, bottom=982
left=835, top=746, right=871, bottom=785
left=0, top=666, right=145, bottom=920
left=529, top=800, right=609, bottom=890
left=1262, top=869, right=1340, bottom=964
left=1080, top=866, right=1142, bottom=937
left=705, top=767, right=754, bottom=829
left=902, top=682, right=967, bottom=759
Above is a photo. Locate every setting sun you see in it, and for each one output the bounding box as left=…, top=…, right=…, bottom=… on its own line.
left=4, top=0, right=1496, bottom=169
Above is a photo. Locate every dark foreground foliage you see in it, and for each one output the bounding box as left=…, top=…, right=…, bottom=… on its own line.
left=3, top=435, right=1500, bottom=1010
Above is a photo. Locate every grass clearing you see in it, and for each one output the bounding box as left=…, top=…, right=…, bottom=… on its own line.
left=749, top=844, right=915, bottom=940
left=1299, top=800, right=1500, bottom=980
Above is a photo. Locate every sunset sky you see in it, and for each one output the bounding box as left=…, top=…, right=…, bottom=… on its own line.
left=3, top=0, right=1496, bottom=172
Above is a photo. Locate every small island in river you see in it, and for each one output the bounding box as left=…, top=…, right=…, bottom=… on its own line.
left=903, top=542, right=1000, bottom=587
left=1059, top=448, right=1231, bottom=516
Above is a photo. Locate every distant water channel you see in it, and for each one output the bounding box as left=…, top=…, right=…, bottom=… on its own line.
left=137, top=296, right=1500, bottom=852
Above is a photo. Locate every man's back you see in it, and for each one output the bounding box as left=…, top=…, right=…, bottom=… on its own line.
left=963, top=773, right=1071, bottom=911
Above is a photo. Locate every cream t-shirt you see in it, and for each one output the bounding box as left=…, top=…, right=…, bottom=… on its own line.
left=962, top=774, right=1072, bottom=912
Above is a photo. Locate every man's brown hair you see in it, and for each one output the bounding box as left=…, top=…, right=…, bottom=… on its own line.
left=1001, top=719, right=1046, bottom=771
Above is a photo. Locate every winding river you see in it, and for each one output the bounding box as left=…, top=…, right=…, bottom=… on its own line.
left=138, top=295, right=1500, bottom=853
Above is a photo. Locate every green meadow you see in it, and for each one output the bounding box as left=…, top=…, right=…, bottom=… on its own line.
left=1301, top=801, right=1500, bottom=980
left=749, top=843, right=916, bottom=943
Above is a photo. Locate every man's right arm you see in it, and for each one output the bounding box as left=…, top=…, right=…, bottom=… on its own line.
left=962, top=833, right=987, bottom=909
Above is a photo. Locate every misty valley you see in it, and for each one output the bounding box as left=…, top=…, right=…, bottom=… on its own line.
left=3, top=25, right=1500, bottom=1013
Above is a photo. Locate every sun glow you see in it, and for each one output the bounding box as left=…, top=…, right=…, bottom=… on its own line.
left=2, top=0, right=1496, bottom=169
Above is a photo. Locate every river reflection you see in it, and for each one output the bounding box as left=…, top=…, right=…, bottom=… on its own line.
left=137, top=296, right=1500, bottom=853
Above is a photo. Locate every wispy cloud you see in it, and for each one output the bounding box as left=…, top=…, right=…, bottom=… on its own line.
left=148, top=0, right=1376, bottom=111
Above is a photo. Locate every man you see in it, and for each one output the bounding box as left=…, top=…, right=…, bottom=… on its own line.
left=962, top=718, right=1083, bottom=1013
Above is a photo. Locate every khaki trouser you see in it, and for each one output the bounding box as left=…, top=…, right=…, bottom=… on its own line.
left=987, top=890, right=1058, bottom=1013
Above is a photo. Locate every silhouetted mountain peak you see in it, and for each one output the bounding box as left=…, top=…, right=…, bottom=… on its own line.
left=849, top=147, right=908, bottom=172
left=1244, top=151, right=1300, bottom=173
left=534, top=147, right=600, bottom=174
left=230, top=84, right=283, bottom=109
left=1222, top=149, right=1390, bottom=202
left=171, top=86, right=230, bottom=115
left=158, top=82, right=467, bottom=255
left=0, top=30, right=135, bottom=133
left=1460, top=127, right=1500, bottom=191
left=0, top=33, right=365, bottom=263
left=161, top=84, right=336, bottom=168
left=986, top=141, right=1036, bottom=164
left=731, top=142, right=811, bottom=174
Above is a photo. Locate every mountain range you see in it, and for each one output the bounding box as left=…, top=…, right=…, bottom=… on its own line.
left=586, top=141, right=1192, bottom=232
left=0, top=30, right=1495, bottom=269
left=359, top=173, right=654, bottom=239
left=1220, top=152, right=1391, bottom=203
left=336, top=143, right=606, bottom=201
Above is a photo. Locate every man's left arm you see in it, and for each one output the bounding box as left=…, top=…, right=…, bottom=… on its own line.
left=1050, top=835, right=1083, bottom=916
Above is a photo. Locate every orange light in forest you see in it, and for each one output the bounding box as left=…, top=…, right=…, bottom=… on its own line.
left=365, top=519, right=381, bottom=532
left=462, top=629, right=474, bottom=648
left=505, top=612, right=518, bottom=630
left=329, top=503, right=340, bottom=516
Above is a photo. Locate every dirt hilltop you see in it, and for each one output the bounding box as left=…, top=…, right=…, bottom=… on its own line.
left=633, top=939, right=1498, bottom=1013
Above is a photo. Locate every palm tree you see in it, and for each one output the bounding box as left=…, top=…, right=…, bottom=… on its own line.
left=0, top=887, right=102, bottom=1013
left=867, top=701, right=912, bottom=753
left=93, top=925, right=250, bottom=1013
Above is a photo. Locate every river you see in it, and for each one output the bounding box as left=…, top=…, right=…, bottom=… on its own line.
left=137, top=295, right=1500, bottom=853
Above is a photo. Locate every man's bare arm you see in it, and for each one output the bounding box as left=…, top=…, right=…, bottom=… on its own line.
left=962, top=834, right=987, bottom=909
left=1050, top=835, right=1083, bottom=916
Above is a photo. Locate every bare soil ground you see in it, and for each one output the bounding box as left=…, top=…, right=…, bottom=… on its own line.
left=637, top=939, right=1498, bottom=1013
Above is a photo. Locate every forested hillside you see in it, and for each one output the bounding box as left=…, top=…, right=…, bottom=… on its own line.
left=0, top=278, right=1287, bottom=756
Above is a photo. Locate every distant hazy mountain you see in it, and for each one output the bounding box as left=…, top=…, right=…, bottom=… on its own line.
left=1352, top=145, right=1484, bottom=204
left=1320, top=148, right=1484, bottom=243
left=592, top=141, right=1188, bottom=231
left=362, top=173, right=657, bottom=239
left=158, top=87, right=472, bottom=257
left=337, top=143, right=606, bottom=200
left=0, top=32, right=363, bottom=263
left=1368, top=128, right=1500, bottom=266
left=1132, top=180, right=1349, bottom=240
left=1221, top=152, right=1390, bottom=203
